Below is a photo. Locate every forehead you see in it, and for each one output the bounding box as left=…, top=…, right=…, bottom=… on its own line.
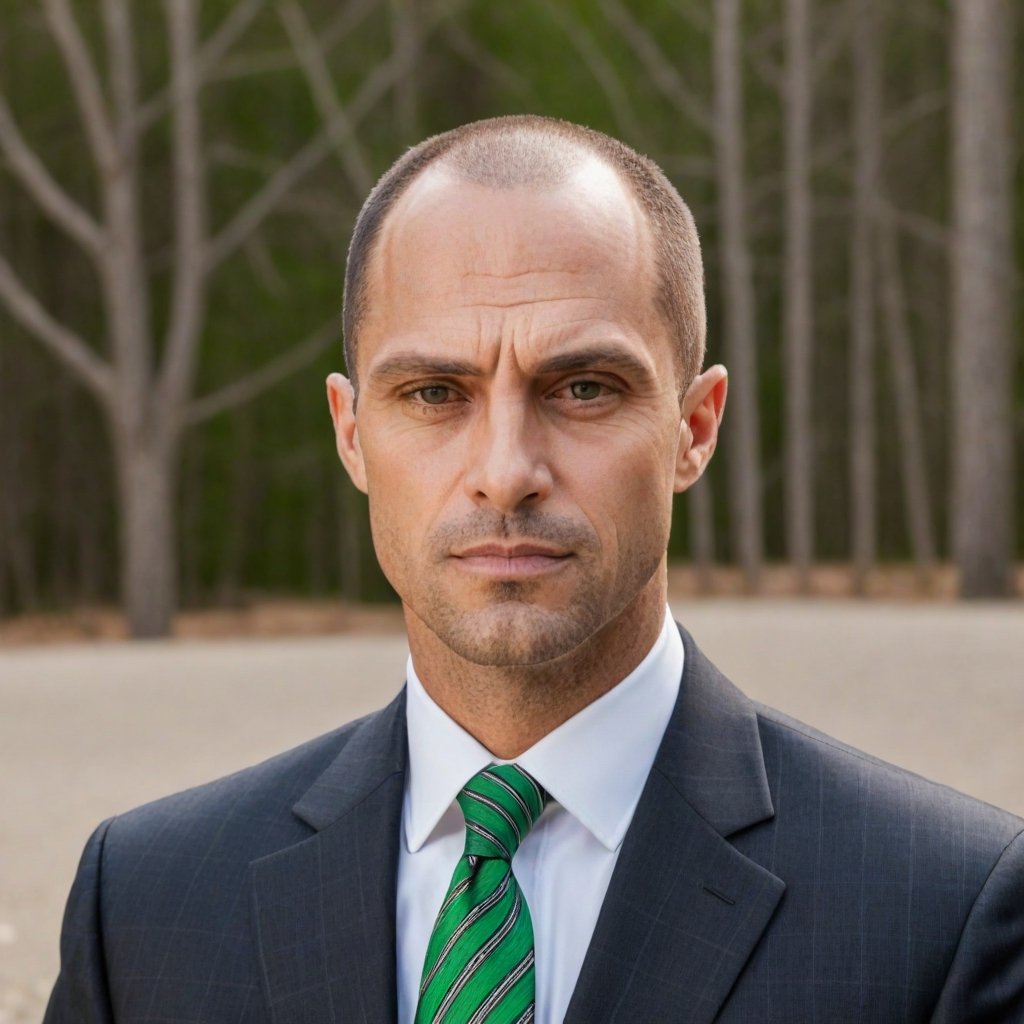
left=359, top=160, right=661, bottom=364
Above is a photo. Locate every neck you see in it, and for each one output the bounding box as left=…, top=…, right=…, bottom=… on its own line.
left=406, top=571, right=668, bottom=758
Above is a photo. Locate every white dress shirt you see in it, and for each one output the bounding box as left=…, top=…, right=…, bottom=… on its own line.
left=396, top=606, right=684, bottom=1024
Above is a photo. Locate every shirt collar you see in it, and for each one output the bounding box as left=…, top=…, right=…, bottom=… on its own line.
left=403, top=606, right=683, bottom=853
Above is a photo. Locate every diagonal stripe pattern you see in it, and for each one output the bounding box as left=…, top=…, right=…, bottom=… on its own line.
left=415, top=764, right=547, bottom=1024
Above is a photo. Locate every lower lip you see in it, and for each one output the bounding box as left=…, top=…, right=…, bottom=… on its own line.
left=452, top=554, right=572, bottom=578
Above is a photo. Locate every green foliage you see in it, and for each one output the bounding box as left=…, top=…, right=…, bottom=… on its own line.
left=0, top=0, right=1019, bottom=615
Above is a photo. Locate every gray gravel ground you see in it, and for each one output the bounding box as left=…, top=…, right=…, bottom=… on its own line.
left=2, top=600, right=1022, bottom=1023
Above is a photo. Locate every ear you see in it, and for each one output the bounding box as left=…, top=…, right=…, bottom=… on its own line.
left=674, top=364, right=728, bottom=492
left=326, top=372, right=368, bottom=494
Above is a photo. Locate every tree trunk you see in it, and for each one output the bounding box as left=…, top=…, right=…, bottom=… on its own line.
left=951, top=0, right=1016, bottom=598
left=877, top=225, right=936, bottom=587
left=116, top=437, right=178, bottom=638
left=217, top=411, right=254, bottom=607
left=783, top=0, right=815, bottom=592
left=848, top=0, right=880, bottom=594
left=714, top=0, right=763, bottom=590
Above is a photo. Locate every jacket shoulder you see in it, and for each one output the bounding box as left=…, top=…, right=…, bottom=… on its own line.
left=103, top=703, right=390, bottom=861
left=753, top=701, right=1024, bottom=859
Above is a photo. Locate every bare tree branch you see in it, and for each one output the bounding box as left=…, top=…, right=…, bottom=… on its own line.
left=0, top=92, right=105, bottom=255
left=136, top=0, right=267, bottom=130
left=813, top=0, right=858, bottom=81
left=210, top=141, right=282, bottom=175
left=749, top=92, right=949, bottom=212
left=159, top=0, right=208, bottom=424
left=598, top=0, right=712, bottom=135
left=204, top=39, right=421, bottom=272
left=664, top=0, right=712, bottom=33
left=883, top=88, right=946, bottom=136
left=101, top=0, right=138, bottom=150
left=183, top=319, right=338, bottom=427
left=204, top=134, right=332, bottom=273
left=389, top=0, right=420, bottom=140
left=443, top=21, right=533, bottom=100
left=540, top=2, right=648, bottom=146
left=0, top=251, right=113, bottom=402
left=745, top=19, right=783, bottom=93
left=136, top=0, right=380, bottom=131
left=244, top=233, right=287, bottom=295
left=278, top=0, right=374, bottom=196
left=193, top=0, right=267, bottom=74
left=42, top=0, right=118, bottom=172
left=876, top=199, right=950, bottom=251
left=317, top=0, right=386, bottom=54
left=204, top=49, right=300, bottom=81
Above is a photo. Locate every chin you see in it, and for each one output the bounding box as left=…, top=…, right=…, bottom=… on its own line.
left=424, top=600, right=602, bottom=668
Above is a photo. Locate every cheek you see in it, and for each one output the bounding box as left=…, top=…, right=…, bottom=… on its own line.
left=567, top=433, right=676, bottom=552
left=360, top=437, right=454, bottom=554
left=574, top=424, right=676, bottom=506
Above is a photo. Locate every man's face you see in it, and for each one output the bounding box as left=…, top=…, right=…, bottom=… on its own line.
left=330, top=160, right=714, bottom=667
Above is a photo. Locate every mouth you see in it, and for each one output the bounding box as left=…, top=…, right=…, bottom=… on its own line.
left=450, top=542, right=573, bottom=578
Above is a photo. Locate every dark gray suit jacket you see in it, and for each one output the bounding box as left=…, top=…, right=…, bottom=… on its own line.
left=46, top=626, right=1024, bottom=1022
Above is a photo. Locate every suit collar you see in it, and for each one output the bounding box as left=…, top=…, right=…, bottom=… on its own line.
left=252, top=689, right=408, bottom=1024
left=656, top=622, right=775, bottom=836
left=291, top=688, right=408, bottom=832
left=403, top=606, right=684, bottom=853
left=565, top=623, right=783, bottom=1024
left=252, top=624, right=782, bottom=1024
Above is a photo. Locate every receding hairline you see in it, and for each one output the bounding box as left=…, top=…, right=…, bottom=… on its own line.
left=365, top=153, right=658, bottom=306
left=342, top=115, right=706, bottom=394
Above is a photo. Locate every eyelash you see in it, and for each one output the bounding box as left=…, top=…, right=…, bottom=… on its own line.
left=400, top=378, right=619, bottom=414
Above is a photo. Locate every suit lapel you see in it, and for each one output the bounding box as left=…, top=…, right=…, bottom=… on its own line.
left=252, top=690, right=407, bottom=1024
left=565, top=627, right=785, bottom=1024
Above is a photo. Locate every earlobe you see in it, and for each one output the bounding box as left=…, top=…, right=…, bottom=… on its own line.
left=674, top=365, right=728, bottom=492
left=326, top=372, right=368, bottom=494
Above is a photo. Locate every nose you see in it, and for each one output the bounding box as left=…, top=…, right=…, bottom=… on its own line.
left=463, top=396, right=553, bottom=513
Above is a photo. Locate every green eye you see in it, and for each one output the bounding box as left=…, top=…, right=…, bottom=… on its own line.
left=419, top=386, right=451, bottom=405
left=569, top=381, right=602, bottom=400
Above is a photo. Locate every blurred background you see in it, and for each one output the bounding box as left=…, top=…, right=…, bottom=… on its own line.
left=0, top=3, right=1022, bottom=1019
left=0, top=0, right=1020, bottom=641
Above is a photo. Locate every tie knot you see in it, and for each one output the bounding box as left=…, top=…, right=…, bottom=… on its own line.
left=457, top=764, right=547, bottom=861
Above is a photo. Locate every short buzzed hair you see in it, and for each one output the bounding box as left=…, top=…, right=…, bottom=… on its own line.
left=342, top=115, right=706, bottom=394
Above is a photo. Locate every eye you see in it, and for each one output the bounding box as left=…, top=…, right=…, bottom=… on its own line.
left=568, top=381, right=604, bottom=401
left=417, top=385, right=453, bottom=405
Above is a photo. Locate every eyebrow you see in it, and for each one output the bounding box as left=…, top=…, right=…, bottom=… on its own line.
left=367, top=354, right=484, bottom=384
left=534, top=344, right=655, bottom=380
left=366, top=342, right=655, bottom=386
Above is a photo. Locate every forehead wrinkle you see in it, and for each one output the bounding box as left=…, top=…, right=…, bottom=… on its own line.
left=449, top=293, right=613, bottom=312
left=460, top=267, right=586, bottom=280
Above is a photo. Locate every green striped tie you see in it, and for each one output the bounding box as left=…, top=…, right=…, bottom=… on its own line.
left=415, top=764, right=547, bottom=1024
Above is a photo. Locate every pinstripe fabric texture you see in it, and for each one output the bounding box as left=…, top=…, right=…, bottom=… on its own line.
left=43, top=627, right=1024, bottom=1023
left=415, top=765, right=546, bottom=1024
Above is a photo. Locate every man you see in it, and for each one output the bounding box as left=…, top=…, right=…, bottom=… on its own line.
left=47, top=116, right=1023, bottom=1023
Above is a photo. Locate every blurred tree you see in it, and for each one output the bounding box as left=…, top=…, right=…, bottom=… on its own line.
left=848, top=0, right=880, bottom=593
left=0, top=0, right=423, bottom=635
left=782, top=0, right=814, bottom=591
left=0, top=0, right=1018, bottom=629
left=714, top=0, right=764, bottom=589
left=950, top=0, right=1017, bottom=598
left=877, top=223, right=936, bottom=585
